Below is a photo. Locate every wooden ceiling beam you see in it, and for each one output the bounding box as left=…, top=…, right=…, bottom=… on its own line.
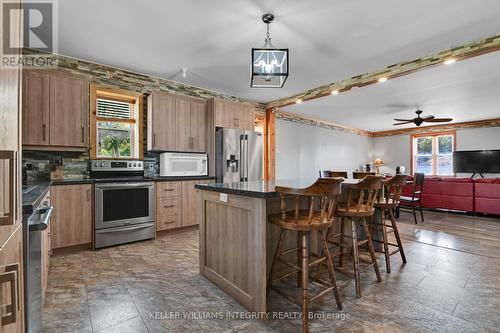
left=265, top=34, right=500, bottom=110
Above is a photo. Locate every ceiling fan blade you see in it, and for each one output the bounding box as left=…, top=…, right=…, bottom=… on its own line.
left=393, top=121, right=415, bottom=126
left=393, top=118, right=413, bottom=122
left=424, top=118, right=453, bottom=122
left=421, top=115, right=435, bottom=121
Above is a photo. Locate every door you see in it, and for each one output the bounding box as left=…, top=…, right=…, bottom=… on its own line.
left=190, top=100, right=206, bottom=152
left=181, top=180, right=200, bottom=227
left=22, top=71, right=49, bottom=146
left=245, top=131, right=263, bottom=181
left=151, top=92, right=176, bottom=150
left=0, top=224, right=24, bottom=333
left=238, top=104, right=256, bottom=131
left=175, top=98, right=191, bottom=151
left=49, top=75, right=88, bottom=147
left=51, top=185, right=93, bottom=249
left=215, top=100, right=236, bottom=128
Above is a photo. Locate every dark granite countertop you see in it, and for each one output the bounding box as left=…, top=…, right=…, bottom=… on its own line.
left=195, top=178, right=361, bottom=198
left=22, top=181, right=51, bottom=218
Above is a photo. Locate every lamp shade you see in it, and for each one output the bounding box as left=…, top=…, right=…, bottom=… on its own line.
left=374, top=158, right=384, bottom=166
left=251, top=48, right=289, bottom=88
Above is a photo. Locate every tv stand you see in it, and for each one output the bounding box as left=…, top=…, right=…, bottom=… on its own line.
left=470, top=172, right=485, bottom=179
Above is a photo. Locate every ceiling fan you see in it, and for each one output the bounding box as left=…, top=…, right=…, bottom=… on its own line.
left=393, top=110, right=453, bottom=126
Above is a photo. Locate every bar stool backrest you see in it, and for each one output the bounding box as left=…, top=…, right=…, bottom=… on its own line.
left=344, top=175, right=382, bottom=213
left=319, top=170, right=348, bottom=178
left=353, top=171, right=376, bottom=179
left=381, top=175, right=407, bottom=205
left=275, top=178, right=344, bottom=224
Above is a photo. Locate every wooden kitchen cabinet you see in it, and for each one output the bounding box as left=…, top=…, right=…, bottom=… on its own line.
left=22, top=70, right=89, bottom=150
left=181, top=180, right=205, bottom=227
left=156, top=181, right=182, bottom=231
left=51, top=184, right=93, bottom=249
left=147, top=91, right=207, bottom=152
left=211, top=98, right=255, bottom=130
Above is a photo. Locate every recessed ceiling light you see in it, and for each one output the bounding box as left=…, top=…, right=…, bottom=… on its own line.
left=331, top=90, right=339, bottom=95
left=296, top=99, right=303, bottom=104
left=444, top=58, right=456, bottom=65
left=378, top=77, right=388, bottom=83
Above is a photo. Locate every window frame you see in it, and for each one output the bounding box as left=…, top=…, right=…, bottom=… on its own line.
left=411, top=130, right=456, bottom=176
left=90, top=84, right=144, bottom=160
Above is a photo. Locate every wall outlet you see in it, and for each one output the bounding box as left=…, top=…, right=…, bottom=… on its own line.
left=220, top=193, right=228, bottom=203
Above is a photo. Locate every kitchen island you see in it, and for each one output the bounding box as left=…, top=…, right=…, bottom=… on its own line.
left=195, top=178, right=361, bottom=312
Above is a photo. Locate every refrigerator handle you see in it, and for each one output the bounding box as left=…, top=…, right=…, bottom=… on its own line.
left=244, top=135, right=249, bottom=181
left=239, top=134, right=245, bottom=182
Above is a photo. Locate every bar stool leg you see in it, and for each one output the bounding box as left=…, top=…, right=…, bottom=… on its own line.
left=379, top=209, right=391, bottom=273
left=300, top=232, right=309, bottom=333
left=350, top=218, right=362, bottom=298
left=362, top=218, right=382, bottom=282
left=389, top=209, right=407, bottom=264
left=320, top=230, right=342, bottom=310
left=338, top=217, right=344, bottom=267
left=268, top=229, right=286, bottom=295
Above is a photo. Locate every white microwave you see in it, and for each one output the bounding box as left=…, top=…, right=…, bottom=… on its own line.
left=159, top=152, right=208, bottom=177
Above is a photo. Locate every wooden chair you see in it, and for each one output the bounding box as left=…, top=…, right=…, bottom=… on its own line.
left=329, top=175, right=382, bottom=298
left=352, top=171, right=376, bottom=179
left=319, top=170, right=348, bottom=178
left=399, top=172, right=425, bottom=224
left=372, top=175, right=407, bottom=273
left=268, top=178, right=343, bottom=333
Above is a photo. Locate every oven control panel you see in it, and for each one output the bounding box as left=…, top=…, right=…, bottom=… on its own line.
left=91, top=160, right=144, bottom=171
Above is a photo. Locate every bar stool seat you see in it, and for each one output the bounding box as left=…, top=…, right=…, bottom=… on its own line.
left=335, top=204, right=375, bottom=217
left=268, top=178, right=344, bottom=333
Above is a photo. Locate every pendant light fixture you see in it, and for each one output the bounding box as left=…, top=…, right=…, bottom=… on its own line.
left=251, top=14, right=289, bottom=88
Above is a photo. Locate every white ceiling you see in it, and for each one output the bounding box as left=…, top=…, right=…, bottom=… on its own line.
left=58, top=1, right=500, bottom=103
left=282, top=51, right=500, bottom=131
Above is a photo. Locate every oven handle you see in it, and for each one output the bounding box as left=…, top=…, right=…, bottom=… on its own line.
left=97, top=224, right=154, bottom=234
left=95, top=183, right=154, bottom=190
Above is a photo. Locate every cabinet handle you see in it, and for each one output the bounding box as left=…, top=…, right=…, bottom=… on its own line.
left=164, top=205, right=175, bottom=208
left=153, top=133, right=156, bottom=147
left=163, top=189, right=175, bottom=192
left=0, top=264, right=19, bottom=325
left=42, top=124, right=46, bottom=141
left=81, top=126, right=85, bottom=143
left=0, top=151, right=16, bottom=226
left=86, top=189, right=90, bottom=202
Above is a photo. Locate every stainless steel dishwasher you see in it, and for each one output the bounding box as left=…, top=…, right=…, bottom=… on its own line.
left=24, top=195, right=53, bottom=333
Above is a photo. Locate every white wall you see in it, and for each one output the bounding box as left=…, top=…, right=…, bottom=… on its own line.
left=275, top=119, right=372, bottom=180
left=277, top=121, right=500, bottom=179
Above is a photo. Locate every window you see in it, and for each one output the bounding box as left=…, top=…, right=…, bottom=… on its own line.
left=412, top=132, right=455, bottom=175
left=90, top=85, right=143, bottom=159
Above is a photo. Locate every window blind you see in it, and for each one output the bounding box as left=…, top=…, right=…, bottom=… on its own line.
left=97, top=98, right=134, bottom=119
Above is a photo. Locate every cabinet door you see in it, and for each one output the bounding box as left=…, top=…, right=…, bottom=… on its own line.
left=51, top=185, right=93, bottom=249
left=49, top=75, right=88, bottom=147
left=22, top=71, right=49, bottom=146
left=175, top=98, right=191, bottom=151
left=0, top=224, right=24, bottom=333
left=151, top=92, right=176, bottom=151
left=181, top=180, right=208, bottom=227
left=190, top=100, right=206, bottom=152
left=238, top=104, right=256, bottom=131
left=215, top=100, right=236, bottom=128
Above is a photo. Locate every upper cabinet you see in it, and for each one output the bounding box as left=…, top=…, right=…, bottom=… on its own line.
left=210, top=98, right=255, bottom=131
left=147, top=91, right=206, bottom=152
left=22, top=71, right=88, bottom=150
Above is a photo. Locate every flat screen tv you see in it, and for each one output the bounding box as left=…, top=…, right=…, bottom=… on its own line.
left=453, top=150, right=500, bottom=174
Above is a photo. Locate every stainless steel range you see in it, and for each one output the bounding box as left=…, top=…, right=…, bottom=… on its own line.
left=91, top=160, right=155, bottom=249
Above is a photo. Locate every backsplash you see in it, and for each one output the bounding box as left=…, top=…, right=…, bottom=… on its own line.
left=22, top=151, right=90, bottom=182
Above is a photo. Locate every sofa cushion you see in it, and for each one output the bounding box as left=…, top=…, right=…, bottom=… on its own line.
left=475, top=183, right=500, bottom=199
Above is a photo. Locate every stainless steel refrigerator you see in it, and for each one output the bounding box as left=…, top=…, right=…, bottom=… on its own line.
left=215, top=128, right=263, bottom=183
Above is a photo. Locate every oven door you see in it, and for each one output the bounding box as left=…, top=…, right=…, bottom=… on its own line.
left=95, top=182, right=155, bottom=230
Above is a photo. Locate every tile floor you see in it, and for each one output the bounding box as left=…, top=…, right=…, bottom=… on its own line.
left=42, top=213, right=500, bottom=333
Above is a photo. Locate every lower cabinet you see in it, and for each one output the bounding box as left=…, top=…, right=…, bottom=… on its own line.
left=156, top=179, right=212, bottom=231
left=0, top=224, right=24, bottom=333
left=51, top=184, right=93, bottom=249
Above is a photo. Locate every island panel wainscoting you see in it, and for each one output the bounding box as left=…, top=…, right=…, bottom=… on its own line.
left=196, top=179, right=375, bottom=312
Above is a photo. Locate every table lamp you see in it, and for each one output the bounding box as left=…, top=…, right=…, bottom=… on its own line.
left=374, top=158, right=385, bottom=174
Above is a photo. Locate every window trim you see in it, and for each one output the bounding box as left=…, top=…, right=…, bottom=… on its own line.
left=90, top=84, right=144, bottom=160
left=410, top=130, right=456, bottom=176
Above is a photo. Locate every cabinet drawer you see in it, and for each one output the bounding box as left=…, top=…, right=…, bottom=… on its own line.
left=157, top=198, right=180, bottom=215
left=156, top=182, right=181, bottom=198
left=156, top=214, right=179, bottom=231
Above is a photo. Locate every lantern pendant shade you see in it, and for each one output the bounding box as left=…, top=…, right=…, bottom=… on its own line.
left=251, top=47, right=289, bottom=88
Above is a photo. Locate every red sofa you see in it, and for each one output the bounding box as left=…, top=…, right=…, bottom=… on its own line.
left=474, top=178, right=500, bottom=215
left=401, top=176, right=475, bottom=213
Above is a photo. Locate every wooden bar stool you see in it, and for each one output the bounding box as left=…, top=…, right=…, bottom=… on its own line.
left=319, top=170, right=348, bottom=178
left=268, top=178, right=344, bottom=333
left=330, top=176, right=382, bottom=298
left=352, top=171, right=376, bottom=179
left=372, top=175, right=407, bottom=273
